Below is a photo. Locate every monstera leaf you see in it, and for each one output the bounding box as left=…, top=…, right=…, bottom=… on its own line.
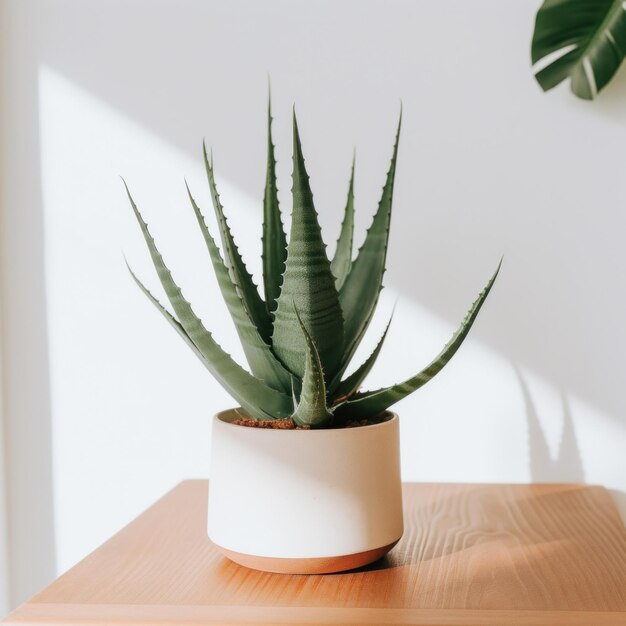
left=531, top=0, right=626, bottom=99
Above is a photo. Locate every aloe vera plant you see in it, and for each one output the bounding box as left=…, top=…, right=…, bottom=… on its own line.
left=126, top=101, right=500, bottom=428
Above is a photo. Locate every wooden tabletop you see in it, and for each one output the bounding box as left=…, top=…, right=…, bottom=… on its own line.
left=4, top=480, right=626, bottom=625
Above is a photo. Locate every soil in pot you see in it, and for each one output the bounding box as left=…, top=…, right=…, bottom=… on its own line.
left=230, top=413, right=390, bottom=429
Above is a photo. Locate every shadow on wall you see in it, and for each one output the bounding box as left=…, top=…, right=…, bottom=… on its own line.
left=591, top=58, right=626, bottom=120
left=514, top=368, right=626, bottom=527
left=0, top=1, right=56, bottom=610
left=515, top=366, right=585, bottom=484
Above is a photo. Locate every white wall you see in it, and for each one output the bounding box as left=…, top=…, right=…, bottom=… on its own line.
left=2, top=0, right=626, bottom=611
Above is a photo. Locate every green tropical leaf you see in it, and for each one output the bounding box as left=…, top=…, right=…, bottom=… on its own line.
left=335, top=259, right=501, bottom=419
left=330, top=155, right=355, bottom=291
left=330, top=311, right=394, bottom=399
left=531, top=0, right=626, bottom=99
left=337, top=111, right=401, bottom=381
left=292, top=307, right=334, bottom=427
left=271, top=110, right=344, bottom=379
left=125, top=182, right=293, bottom=420
left=203, top=145, right=272, bottom=342
left=186, top=183, right=292, bottom=393
left=262, top=93, right=288, bottom=316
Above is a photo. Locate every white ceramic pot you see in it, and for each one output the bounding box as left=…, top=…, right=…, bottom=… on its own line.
left=207, top=409, right=403, bottom=574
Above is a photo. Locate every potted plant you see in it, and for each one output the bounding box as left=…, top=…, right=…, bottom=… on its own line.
left=125, top=99, right=500, bottom=574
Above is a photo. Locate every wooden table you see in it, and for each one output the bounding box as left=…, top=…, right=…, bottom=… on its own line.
left=4, top=480, right=626, bottom=625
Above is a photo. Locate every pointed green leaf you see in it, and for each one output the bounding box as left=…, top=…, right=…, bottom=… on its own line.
left=127, top=261, right=212, bottom=368
left=186, top=183, right=292, bottom=393
left=125, top=182, right=293, bottom=420
left=330, top=311, right=393, bottom=399
left=128, top=263, right=285, bottom=421
left=292, top=307, right=333, bottom=427
left=337, top=112, right=401, bottom=381
left=531, top=0, right=626, bottom=99
left=271, top=111, right=344, bottom=379
left=262, top=94, right=288, bottom=316
left=203, top=145, right=272, bottom=342
left=335, top=260, right=501, bottom=419
left=330, top=155, right=355, bottom=291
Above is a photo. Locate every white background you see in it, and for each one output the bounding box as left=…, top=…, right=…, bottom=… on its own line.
left=1, top=0, right=626, bottom=612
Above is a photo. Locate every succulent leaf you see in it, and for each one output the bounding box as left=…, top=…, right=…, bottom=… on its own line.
left=262, top=94, right=288, bottom=316
left=330, top=155, right=355, bottom=291
left=271, top=111, right=345, bottom=379
left=337, top=112, right=401, bottom=380
left=186, top=183, right=292, bottom=393
left=127, top=261, right=213, bottom=368
left=203, top=145, right=272, bottom=343
left=292, top=307, right=334, bottom=427
left=335, top=260, right=501, bottom=419
left=330, top=311, right=394, bottom=399
left=125, top=182, right=294, bottom=420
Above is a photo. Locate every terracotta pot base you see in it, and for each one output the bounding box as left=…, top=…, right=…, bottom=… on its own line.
left=216, top=540, right=399, bottom=574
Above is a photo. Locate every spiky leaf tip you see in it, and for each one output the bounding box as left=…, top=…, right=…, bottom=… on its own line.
left=291, top=306, right=334, bottom=427
left=271, top=109, right=345, bottom=379
left=335, top=258, right=502, bottom=419
left=202, top=144, right=272, bottom=343
left=262, top=90, right=288, bottom=315
left=331, top=153, right=356, bottom=291
left=335, top=110, right=402, bottom=382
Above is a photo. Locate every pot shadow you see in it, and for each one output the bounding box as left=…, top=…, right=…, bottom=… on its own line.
left=344, top=553, right=393, bottom=573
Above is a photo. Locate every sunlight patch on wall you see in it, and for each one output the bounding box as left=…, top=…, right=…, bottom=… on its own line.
left=38, top=66, right=626, bottom=573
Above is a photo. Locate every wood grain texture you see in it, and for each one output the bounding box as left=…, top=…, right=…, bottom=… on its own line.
left=4, top=480, right=626, bottom=625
